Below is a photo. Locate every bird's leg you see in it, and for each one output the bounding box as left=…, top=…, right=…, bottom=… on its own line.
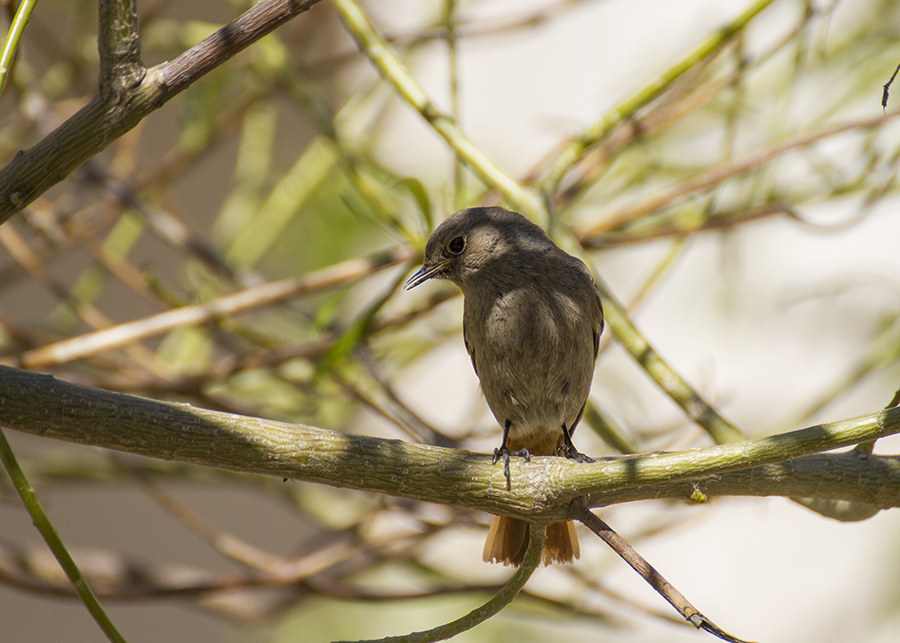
left=559, top=423, right=594, bottom=463
left=492, top=420, right=530, bottom=488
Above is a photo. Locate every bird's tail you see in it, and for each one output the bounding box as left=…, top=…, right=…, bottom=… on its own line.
left=483, top=515, right=580, bottom=566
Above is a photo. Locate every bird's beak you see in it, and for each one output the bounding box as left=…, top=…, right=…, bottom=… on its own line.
left=405, top=261, right=448, bottom=290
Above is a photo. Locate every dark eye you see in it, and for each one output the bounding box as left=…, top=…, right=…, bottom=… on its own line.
left=448, top=236, right=465, bottom=255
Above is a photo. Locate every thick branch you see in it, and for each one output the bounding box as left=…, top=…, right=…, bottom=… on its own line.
left=584, top=453, right=900, bottom=513
left=1, top=366, right=899, bottom=523
left=98, top=0, right=144, bottom=100
left=0, top=0, right=324, bottom=226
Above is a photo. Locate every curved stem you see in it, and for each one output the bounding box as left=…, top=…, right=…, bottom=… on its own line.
left=0, top=0, right=38, bottom=98
left=337, top=526, right=545, bottom=643
left=0, top=429, right=129, bottom=643
left=0, top=0, right=37, bottom=97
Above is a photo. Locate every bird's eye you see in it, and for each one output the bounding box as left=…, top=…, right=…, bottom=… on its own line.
left=448, top=236, right=465, bottom=255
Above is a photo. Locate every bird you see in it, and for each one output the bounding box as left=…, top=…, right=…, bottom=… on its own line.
left=406, top=206, right=604, bottom=565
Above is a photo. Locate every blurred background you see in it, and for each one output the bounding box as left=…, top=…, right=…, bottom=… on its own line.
left=2, top=0, right=900, bottom=641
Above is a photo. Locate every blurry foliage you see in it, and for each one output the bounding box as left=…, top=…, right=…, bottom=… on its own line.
left=1, top=0, right=900, bottom=642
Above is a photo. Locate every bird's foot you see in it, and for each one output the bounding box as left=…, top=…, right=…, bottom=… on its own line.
left=559, top=443, right=594, bottom=463
left=493, top=446, right=531, bottom=488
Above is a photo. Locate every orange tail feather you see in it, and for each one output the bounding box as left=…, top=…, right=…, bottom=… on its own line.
left=483, top=516, right=579, bottom=566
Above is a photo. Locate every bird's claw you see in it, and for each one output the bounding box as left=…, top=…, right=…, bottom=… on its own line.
left=492, top=446, right=531, bottom=489
left=559, top=443, right=594, bottom=463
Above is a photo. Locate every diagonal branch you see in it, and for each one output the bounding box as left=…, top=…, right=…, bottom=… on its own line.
left=539, top=0, right=776, bottom=197
left=576, top=506, right=753, bottom=643
left=0, top=0, right=326, bottom=226
left=0, top=428, right=128, bottom=643
left=578, top=112, right=900, bottom=241
left=594, top=274, right=744, bottom=445
left=0, top=0, right=39, bottom=98
left=13, top=245, right=412, bottom=369
left=331, top=0, right=547, bottom=223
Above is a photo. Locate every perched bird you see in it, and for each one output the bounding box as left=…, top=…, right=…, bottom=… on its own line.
left=406, top=206, right=604, bottom=565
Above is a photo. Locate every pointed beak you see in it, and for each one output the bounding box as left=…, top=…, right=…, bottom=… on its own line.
left=405, top=261, right=449, bottom=290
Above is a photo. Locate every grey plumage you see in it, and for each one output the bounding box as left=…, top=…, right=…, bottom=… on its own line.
left=407, top=206, right=604, bottom=565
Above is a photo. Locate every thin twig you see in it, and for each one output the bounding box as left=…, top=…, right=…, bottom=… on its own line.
left=0, top=223, right=173, bottom=379
left=539, top=0, right=776, bottom=197
left=593, top=273, right=744, bottom=444
left=0, top=538, right=359, bottom=601
left=77, top=288, right=458, bottom=396
left=442, top=0, right=466, bottom=210
left=574, top=503, right=754, bottom=643
left=578, top=112, right=900, bottom=241
left=582, top=203, right=798, bottom=248
left=0, top=0, right=38, bottom=98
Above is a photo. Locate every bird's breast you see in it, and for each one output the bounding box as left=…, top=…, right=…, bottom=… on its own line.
left=463, top=283, right=596, bottom=433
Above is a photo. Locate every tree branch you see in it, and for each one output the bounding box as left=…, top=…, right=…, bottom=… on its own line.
left=0, top=428, right=128, bottom=642
left=583, top=453, right=900, bottom=514
left=337, top=526, right=544, bottom=643
left=98, top=0, right=144, bottom=101
left=0, top=0, right=325, bottom=226
left=1, top=366, right=899, bottom=524
left=331, top=0, right=547, bottom=223
left=576, top=506, right=751, bottom=643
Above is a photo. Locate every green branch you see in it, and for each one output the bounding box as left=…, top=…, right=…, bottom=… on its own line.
left=331, top=0, right=547, bottom=223
left=0, top=428, right=129, bottom=643
left=0, top=0, right=38, bottom=98
left=337, top=526, right=544, bottom=643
